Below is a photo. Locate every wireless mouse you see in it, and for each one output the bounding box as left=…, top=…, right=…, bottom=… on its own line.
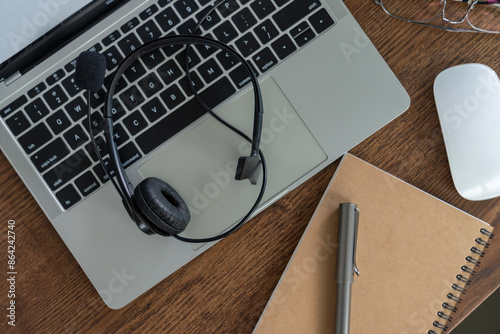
left=434, top=63, right=500, bottom=201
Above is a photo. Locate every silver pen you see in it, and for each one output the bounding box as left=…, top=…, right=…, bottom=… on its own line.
left=335, top=203, right=360, bottom=334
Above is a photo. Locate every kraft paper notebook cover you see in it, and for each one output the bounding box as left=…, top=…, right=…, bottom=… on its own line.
left=253, top=154, right=494, bottom=334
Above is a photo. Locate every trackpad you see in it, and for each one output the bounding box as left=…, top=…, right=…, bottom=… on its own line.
left=138, top=77, right=326, bottom=249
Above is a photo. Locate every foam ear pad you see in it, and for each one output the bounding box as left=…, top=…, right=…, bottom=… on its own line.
left=134, top=177, right=190, bottom=236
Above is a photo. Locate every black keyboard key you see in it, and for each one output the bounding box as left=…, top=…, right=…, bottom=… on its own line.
left=123, top=110, right=148, bottom=135
left=109, top=100, right=126, bottom=121
left=309, top=8, right=335, bottom=34
left=155, top=7, right=181, bottom=32
left=6, top=112, right=30, bottom=135
left=213, top=21, right=239, bottom=44
left=217, top=50, right=240, bottom=70
left=252, top=47, right=278, bottom=73
left=254, top=20, right=279, bottom=44
left=137, top=98, right=205, bottom=154
left=175, top=48, right=201, bottom=69
left=86, top=136, right=108, bottom=161
left=195, top=34, right=217, bottom=57
left=142, top=50, right=165, bottom=70
left=273, top=0, right=322, bottom=31
left=43, top=85, right=68, bottom=109
left=65, top=96, right=87, bottom=122
left=142, top=97, right=168, bottom=122
left=271, top=34, right=297, bottom=59
left=63, top=125, right=89, bottom=150
left=121, top=17, right=140, bottom=33
left=102, top=30, right=121, bottom=46
left=118, top=142, right=142, bottom=169
left=229, top=64, right=254, bottom=89
left=2, top=95, right=28, bottom=118
left=140, top=4, right=159, bottom=20
left=274, top=0, right=290, bottom=6
left=250, top=0, right=276, bottom=19
left=293, top=24, right=316, bottom=47
left=46, top=69, right=65, bottom=86
left=198, top=76, right=236, bottom=109
left=111, top=123, right=130, bottom=147
left=47, top=109, right=72, bottom=135
left=75, top=171, right=100, bottom=197
left=120, top=86, right=145, bottom=111
left=177, top=18, right=197, bottom=35
left=43, top=149, right=92, bottom=191
left=174, top=0, right=199, bottom=19
left=85, top=111, right=106, bottom=135
left=198, top=58, right=223, bottom=84
left=19, top=123, right=52, bottom=154
left=235, top=33, right=261, bottom=57
left=103, top=46, right=124, bottom=71
left=160, top=84, right=186, bottom=110
left=232, top=8, right=257, bottom=33
left=31, top=138, right=70, bottom=172
left=179, top=72, right=204, bottom=97
left=217, top=1, right=240, bottom=17
left=25, top=98, right=50, bottom=123
left=62, top=75, right=82, bottom=97
left=196, top=7, right=221, bottom=31
left=158, top=0, right=175, bottom=6
left=56, top=184, right=81, bottom=210
left=93, top=158, right=115, bottom=184
left=290, top=22, right=310, bottom=39
left=137, top=20, right=162, bottom=43
left=90, top=89, right=106, bottom=109
left=27, top=83, right=47, bottom=98
left=124, top=60, right=147, bottom=82
left=138, top=73, right=164, bottom=98
left=118, top=33, right=142, bottom=56
left=158, top=59, right=182, bottom=85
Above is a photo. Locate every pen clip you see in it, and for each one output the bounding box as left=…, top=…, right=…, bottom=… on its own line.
left=353, top=208, right=360, bottom=276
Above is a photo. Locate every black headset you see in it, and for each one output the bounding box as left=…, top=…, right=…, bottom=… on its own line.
left=76, top=35, right=267, bottom=244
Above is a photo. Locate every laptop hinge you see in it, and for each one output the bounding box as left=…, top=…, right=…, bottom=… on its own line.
left=4, top=71, right=22, bottom=86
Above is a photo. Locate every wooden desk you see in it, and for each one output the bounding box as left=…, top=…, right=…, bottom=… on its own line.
left=1, top=1, right=498, bottom=332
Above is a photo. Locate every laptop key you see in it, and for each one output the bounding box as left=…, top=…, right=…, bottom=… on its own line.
left=121, top=17, right=140, bottom=34
left=174, top=0, right=199, bottom=19
left=43, top=149, right=92, bottom=191
left=155, top=7, right=181, bottom=33
left=118, top=33, right=142, bottom=56
left=250, top=0, right=277, bottom=19
left=123, top=110, right=148, bottom=136
left=25, top=98, right=50, bottom=123
left=75, top=171, right=100, bottom=197
left=124, top=59, right=147, bottom=81
left=252, top=47, right=278, bottom=73
left=255, top=19, right=279, bottom=44
left=137, top=20, right=162, bottom=43
left=43, top=85, right=68, bottom=109
left=232, top=8, right=258, bottom=33
left=235, top=33, right=261, bottom=57
left=271, top=34, right=297, bottom=60
left=65, top=96, right=87, bottom=122
left=160, top=84, right=186, bottom=110
left=272, top=0, right=322, bottom=31
left=27, top=83, right=47, bottom=99
left=6, top=112, right=30, bottom=136
left=63, top=124, right=89, bottom=150
left=197, top=58, right=223, bottom=84
left=103, top=46, right=124, bottom=71
left=19, top=123, right=52, bottom=154
left=56, top=184, right=82, bottom=210
left=102, top=30, right=121, bottom=46
left=46, top=69, right=65, bottom=86
left=31, top=138, right=70, bottom=173
left=213, top=21, right=239, bottom=44
left=47, top=109, right=72, bottom=135
left=308, top=8, right=335, bottom=34
left=2, top=95, right=28, bottom=118
left=140, top=4, right=159, bottom=20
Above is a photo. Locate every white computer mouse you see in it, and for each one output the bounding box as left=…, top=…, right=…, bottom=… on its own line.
left=434, top=63, right=500, bottom=201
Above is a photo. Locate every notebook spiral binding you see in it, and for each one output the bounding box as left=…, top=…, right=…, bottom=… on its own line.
left=427, top=228, right=494, bottom=334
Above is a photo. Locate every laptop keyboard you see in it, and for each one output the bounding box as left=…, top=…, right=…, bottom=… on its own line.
left=0, top=0, right=335, bottom=210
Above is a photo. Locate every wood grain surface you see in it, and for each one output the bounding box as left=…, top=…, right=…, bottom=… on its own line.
left=0, top=1, right=499, bottom=333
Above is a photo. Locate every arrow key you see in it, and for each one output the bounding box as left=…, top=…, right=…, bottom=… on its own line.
left=309, top=8, right=335, bottom=34
left=271, top=34, right=297, bottom=60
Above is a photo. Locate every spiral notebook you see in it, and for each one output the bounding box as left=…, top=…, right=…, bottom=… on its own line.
left=253, top=154, right=494, bottom=334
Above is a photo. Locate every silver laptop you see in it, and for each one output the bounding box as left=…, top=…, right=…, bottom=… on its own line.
left=0, top=0, right=409, bottom=308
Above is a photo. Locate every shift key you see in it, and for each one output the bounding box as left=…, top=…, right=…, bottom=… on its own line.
left=43, top=149, right=92, bottom=191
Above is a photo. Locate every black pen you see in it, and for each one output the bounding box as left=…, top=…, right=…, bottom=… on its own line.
left=335, top=203, right=360, bottom=334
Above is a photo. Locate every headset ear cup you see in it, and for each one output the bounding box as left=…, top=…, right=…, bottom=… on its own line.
left=134, top=177, right=190, bottom=236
